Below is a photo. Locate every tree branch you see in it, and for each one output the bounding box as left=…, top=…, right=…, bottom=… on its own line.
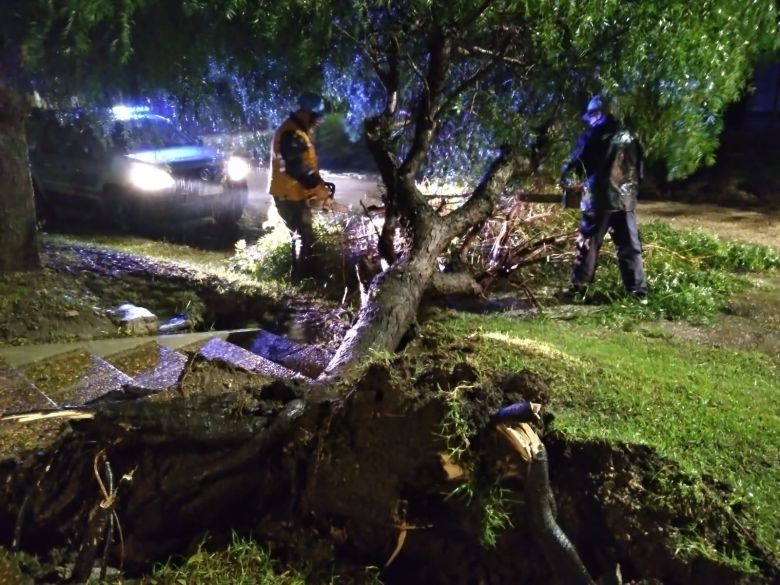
left=400, top=29, right=451, bottom=179
left=459, top=44, right=527, bottom=67
left=437, top=39, right=509, bottom=118
left=445, top=147, right=530, bottom=238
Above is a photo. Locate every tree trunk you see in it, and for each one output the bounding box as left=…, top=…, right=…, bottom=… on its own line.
left=322, top=147, right=522, bottom=379
left=322, top=220, right=452, bottom=378
left=0, top=56, right=40, bottom=274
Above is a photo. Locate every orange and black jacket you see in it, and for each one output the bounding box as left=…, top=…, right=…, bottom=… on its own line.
left=269, top=113, right=322, bottom=201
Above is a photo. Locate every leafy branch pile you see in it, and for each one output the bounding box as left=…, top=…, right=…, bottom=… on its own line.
left=579, top=221, right=780, bottom=323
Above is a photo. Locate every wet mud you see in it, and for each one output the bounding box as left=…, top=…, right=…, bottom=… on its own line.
left=1, top=351, right=776, bottom=584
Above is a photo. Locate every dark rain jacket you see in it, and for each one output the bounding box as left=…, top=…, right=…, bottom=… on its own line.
left=562, top=115, right=643, bottom=212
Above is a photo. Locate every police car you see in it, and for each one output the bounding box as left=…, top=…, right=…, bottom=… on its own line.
left=28, top=106, right=250, bottom=232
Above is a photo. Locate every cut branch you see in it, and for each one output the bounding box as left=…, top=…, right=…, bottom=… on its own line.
left=428, top=272, right=483, bottom=296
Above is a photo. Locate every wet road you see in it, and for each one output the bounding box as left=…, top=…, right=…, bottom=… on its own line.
left=246, top=168, right=382, bottom=221
left=45, top=169, right=384, bottom=251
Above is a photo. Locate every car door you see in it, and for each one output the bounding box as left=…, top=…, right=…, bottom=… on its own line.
left=30, top=120, right=71, bottom=197
left=71, top=126, right=108, bottom=201
left=57, top=124, right=106, bottom=213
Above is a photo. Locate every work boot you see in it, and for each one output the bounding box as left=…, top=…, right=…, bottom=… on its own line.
left=630, top=290, right=648, bottom=305
left=560, top=284, right=586, bottom=302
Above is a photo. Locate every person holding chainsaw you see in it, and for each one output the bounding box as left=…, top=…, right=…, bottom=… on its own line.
left=269, top=91, right=337, bottom=280
left=559, top=95, right=648, bottom=304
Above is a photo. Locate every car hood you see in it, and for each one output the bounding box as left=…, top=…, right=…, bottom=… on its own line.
left=126, top=145, right=218, bottom=165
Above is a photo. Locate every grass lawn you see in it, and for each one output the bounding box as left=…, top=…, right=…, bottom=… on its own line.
left=431, top=312, right=780, bottom=563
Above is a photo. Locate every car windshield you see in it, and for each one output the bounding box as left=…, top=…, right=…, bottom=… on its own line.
left=110, top=116, right=193, bottom=151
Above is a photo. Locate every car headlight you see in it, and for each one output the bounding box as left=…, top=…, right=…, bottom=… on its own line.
left=128, top=163, right=175, bottom=192
left=226, top=156, right=251, bottom=182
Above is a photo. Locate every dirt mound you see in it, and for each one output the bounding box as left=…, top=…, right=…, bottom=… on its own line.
left=0, top=241, right=347, bottom=348
left=1, top=349, right=776, bottom=584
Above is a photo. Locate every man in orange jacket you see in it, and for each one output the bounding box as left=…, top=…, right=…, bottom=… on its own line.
left=269, top=92, right=333, bottom=280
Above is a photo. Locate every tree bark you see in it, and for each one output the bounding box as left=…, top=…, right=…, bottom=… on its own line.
left=322, top=221, right=451, bottom=378
left=0, top=47, right=40, bottom=274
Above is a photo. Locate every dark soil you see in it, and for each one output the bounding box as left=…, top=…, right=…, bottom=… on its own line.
left=0, top=262, right=116, bottom=345
left=1, top=343, right=776, bottom=585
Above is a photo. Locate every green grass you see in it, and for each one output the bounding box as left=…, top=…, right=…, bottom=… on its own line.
left=437, top=383, right=479, bottom=465
left=583, top=221, right=780, bottom=324
left=523, top=218, right=780, bottom=325
left=427, top=313, right=780, bottom=562
left=44, top=232, right=232, bottom=270
left=227, top=220, right=362, bottom=301
left=140, top=534, right=306, bottom=585
left=137, top=533, right=385, bottom=585
left=42, top=233, right=295, bottom=298
left=437, top=384, right=520, bottom=549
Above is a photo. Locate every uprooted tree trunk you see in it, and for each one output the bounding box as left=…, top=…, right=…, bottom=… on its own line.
left=323, top=152, right=521, bottom=378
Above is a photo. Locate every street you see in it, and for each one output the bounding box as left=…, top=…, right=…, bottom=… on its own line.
left=246, top=168, right=382, bottom=221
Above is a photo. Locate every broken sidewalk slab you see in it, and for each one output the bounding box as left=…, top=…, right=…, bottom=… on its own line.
left=0, top=328, right=262, bottom=369
left=108, top=303, right=159, bottom=336
left=105, top=342, right=188, bottom=391
left=197, top=337, right=306, bottom=380
left=0, top=358, right=65, bottom=459
left=19, top=350, right=135, bottom=406
left=226, top=329, right=332, bottom=378
left=0, top=357, right=56, bottom=413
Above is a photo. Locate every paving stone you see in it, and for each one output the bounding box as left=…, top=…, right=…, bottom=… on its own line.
left=227, top=329, right=331, bottom=378
left=106, top=342, right=188, bottom=391
left=198, top=337, right=305, bottom=380
left=20, top=351, right=135, bottom=406
left=0, top=358, right=62, bottom=459
left=0, top=358, right=56, bottom=412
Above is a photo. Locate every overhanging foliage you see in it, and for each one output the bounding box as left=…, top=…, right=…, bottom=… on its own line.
left=15, top=0, right=777, bottom=180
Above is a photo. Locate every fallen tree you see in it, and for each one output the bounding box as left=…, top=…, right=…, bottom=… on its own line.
left=1, top=0, right=778, bottom=582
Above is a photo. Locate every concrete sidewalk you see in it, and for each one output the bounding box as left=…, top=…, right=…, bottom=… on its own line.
left=0, top=329, right=261, bottom=368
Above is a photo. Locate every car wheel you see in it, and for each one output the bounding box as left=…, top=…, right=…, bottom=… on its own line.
left=33, top=182, right=57, bottom=226
left=104, top=187, right=139, bottom=232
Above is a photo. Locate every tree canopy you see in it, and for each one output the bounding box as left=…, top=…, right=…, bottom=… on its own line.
left=17, top=0, right=777, bottom=179
left=1, top=0, right=777, bottom=284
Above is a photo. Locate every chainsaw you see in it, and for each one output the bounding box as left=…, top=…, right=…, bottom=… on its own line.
left=307, top=181, right=348, bottom=212
left=514, top=183, right=582, bottom=208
